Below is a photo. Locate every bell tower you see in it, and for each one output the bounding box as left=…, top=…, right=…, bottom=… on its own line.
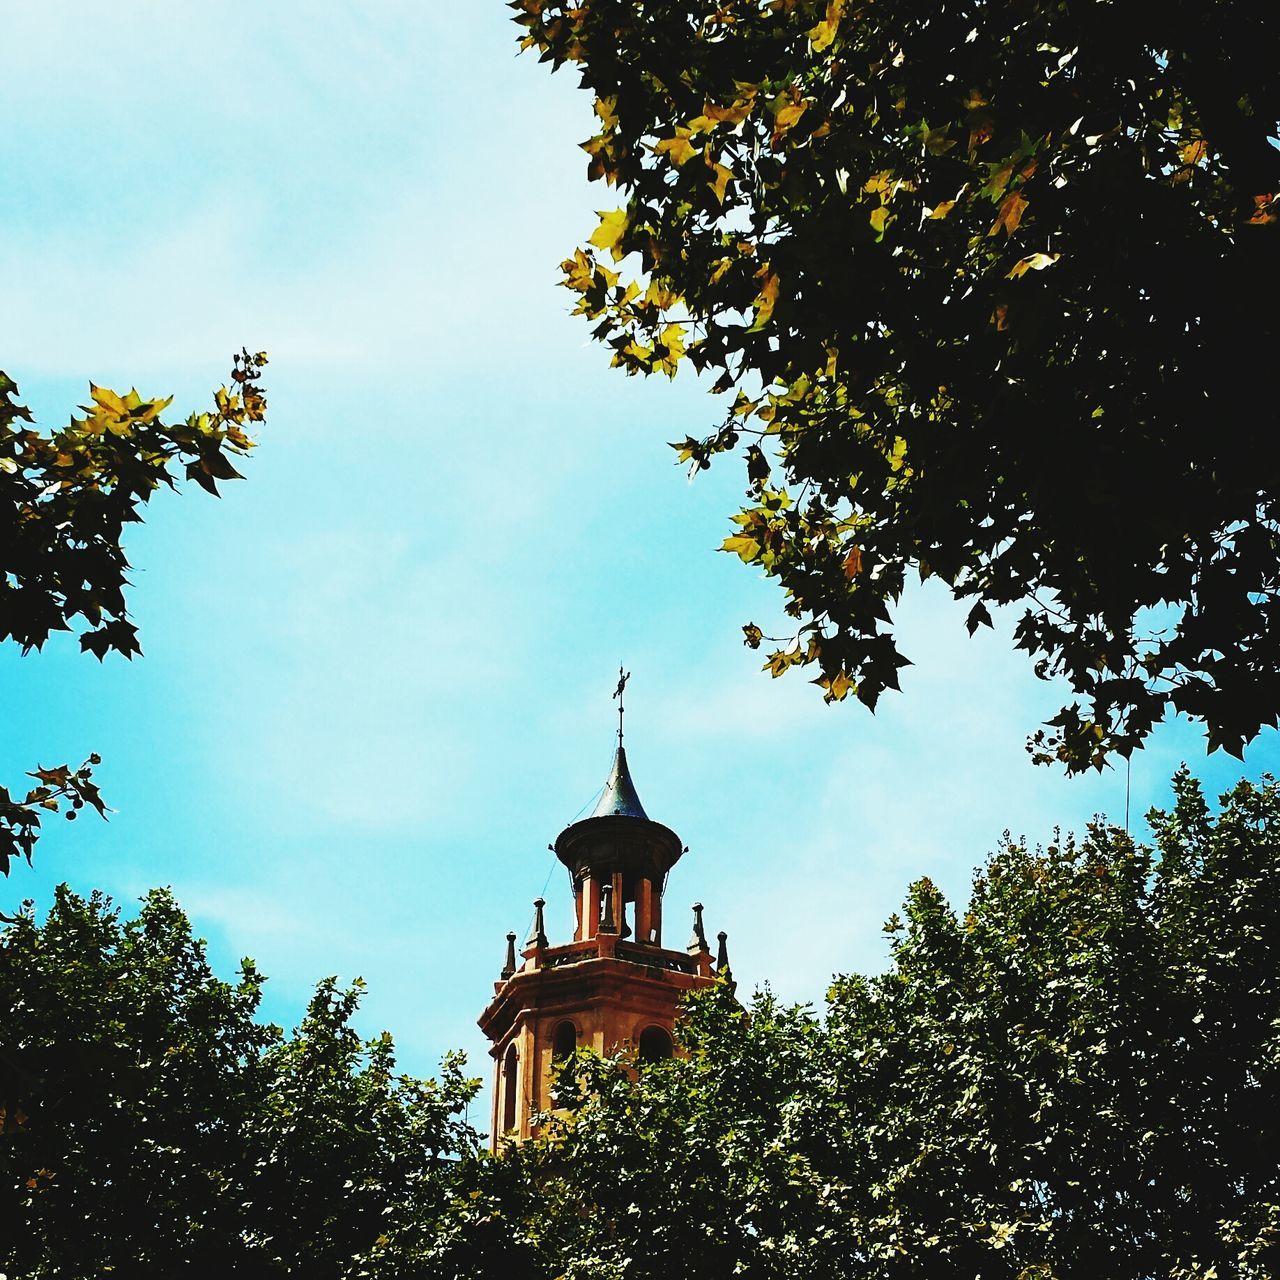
left=477, top=729, right=733, bottom=1147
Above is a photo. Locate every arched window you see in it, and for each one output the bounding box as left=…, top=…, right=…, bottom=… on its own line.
left=553, top=1020, right=577, bottom=1061
left=502, top=1044, right=519, bottom=1133
left=638, top=1025, right=673, bottom=1063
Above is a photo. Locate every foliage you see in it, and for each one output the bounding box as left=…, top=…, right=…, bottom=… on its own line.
left=0, top=757, right=106, bottom=882
left=0, top=353, right=267, bottom=873
left=5, top=772, right=1279, bottom=1278
left=512, top=0, right=1280, bottom=772
left=516, top=769, right=1280, bottom=1280
left=0, top=887, right=485, bottom=1278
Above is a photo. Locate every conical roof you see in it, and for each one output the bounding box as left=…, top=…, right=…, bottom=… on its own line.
left=554, top=741, right=684, bottom=879
left=589, top=746, right=649, bottom=820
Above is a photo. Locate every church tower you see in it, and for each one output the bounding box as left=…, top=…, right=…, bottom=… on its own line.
left=478, top=725, right=733, bottom=1147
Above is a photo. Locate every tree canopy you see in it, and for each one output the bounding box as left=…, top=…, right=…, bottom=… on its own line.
left=0, top=887, right=491, bottom=1278
left=4, top=770, right=1278, bottom=1277
left=517, top=769, right=1280, bottom=1280
left=0, top=353, right=266, bottom=874
left=512, top=0, right=1280, bottom=773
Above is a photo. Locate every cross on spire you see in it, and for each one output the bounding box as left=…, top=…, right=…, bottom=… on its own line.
left=612, top=665, right=631, bottom=746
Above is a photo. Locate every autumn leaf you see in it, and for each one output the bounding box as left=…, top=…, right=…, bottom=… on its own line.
left=842, top=546, right=864, bottom=578
left=655, top=323, right=686, bottom=377
left=1248, top=192, right=1277, bottom=224
left=808, top=0, right=847, bottom=51
left=989, top=190, right=1029, bottom=237
left=817, top=669, right=854, bottom=701
left=709, top=161, right=735, bottom=203
left=89, top=384, right=127, bottom=416
left=722, top=533, right=761, bottom=561
left=654, top=131, right=698, bottom=167
left=748, top=267, right=780, bottom=331
left=764, top=646, right=802, bottom=677
left=1006, top=251, right=1060, bottom=278
left=1180, top=138, right=1208, bottom=166
left=588, top=208, right=629, bottom=260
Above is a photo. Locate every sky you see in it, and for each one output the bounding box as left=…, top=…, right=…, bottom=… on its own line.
left=3, top=2, right=1277, bottom=1114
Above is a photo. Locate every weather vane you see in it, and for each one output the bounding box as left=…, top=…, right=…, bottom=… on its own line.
left=612, top=665, right=631, bottom=746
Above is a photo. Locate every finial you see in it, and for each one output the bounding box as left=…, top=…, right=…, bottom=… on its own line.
left=501, top=931, right=517, bottom=979
left=688, top=902, right=710, bottom=955
left=612, top=666, right=631, bottom=747
left=599, top=881, right=617, bottom=933
left=716, top=929, right=737, bottom=995
left=527, top=898, right=548, bottom=950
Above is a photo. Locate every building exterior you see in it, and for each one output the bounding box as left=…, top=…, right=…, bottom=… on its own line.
left=477, top=741, right=732, bottom=1147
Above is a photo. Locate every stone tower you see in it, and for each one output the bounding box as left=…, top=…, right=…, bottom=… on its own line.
left=477, top=741, right=733, bottom=1147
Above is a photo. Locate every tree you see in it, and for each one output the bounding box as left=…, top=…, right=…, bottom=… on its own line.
left=1, top=353, right=267, bottom=875
left=517, top=770, right=1280, bottom=1280
left=7, top=773, right=1279, bottom=1279
left=0, top=886, right=486, bottom=1278
left=511, top=0, right=1280, bottom=772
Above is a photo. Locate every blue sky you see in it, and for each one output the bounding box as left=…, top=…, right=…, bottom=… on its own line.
left=4, top=2, right=1277, bottom=1107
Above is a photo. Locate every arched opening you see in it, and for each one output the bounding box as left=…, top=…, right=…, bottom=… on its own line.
left=638, top=1025, right=674, bottom=1063
left=502, top=1044, right=519, bottom=1133
left=553, top=1020, right=577, bottom=1061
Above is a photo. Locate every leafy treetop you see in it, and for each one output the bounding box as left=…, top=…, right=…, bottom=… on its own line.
left=1, top=353, right=267, bottom=875
left=510, top=769, right=1280, bottom=1280
left=4, top=768, right=1279, bottom=1278
left=512, top=0, right=1280, bottom=773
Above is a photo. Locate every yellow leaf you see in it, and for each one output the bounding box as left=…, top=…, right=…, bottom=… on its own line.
left=656, top=323, right=686, bottom=377
left=722, top=533, right=761, bottom=561
left=809, top=20, right=837, bottom=51
left=655, top=131, right=698, bottom=167
left=594, top=94, right=619, bottom=130
left=869, top=206, right=891, bottom=240
left=928, top=200, right=957, bottom=219
left=617, top=339, right=651, bottom=364
left=1180, top=138, right=1208, bottom=166
left=749, top=267, right=780, bottom=331
left=989, top=190, right=1029, bottom=237
left=709, top=161, right=734, bottom=203
left=809, top=0, right=847, bottom=52
left=89, top=384, right=127, bottom=416
left=765, top=647, right=802, bottom=678
left=588, top=209, right=629, bottom=260
left=820, top=670, right=854, bottom=702
left=709, top=256, right=734, bottom=286
left=772, top=99, right=807, bottom=136
left=1006, top=252, right=1060, bottom=278
left=702, top=97, right=755, bottom=126
left=642, top=279, right=680, bottom=310
left=561, top=248, right=595, bottom=292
